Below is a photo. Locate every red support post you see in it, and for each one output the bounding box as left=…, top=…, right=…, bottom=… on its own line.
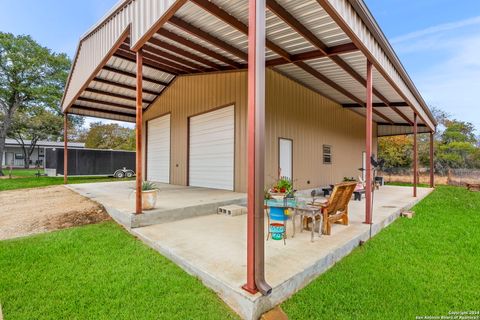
left=63, top=113, right=68, bottom=185
left=243, top=0, right=271, bottom=296
left=413, top=113, right=418, bottom=197
left=364, top=60, right=373, bottom=225
left=430, top=131, right=435, bottom=188
left=135, top=50, right=143, bottom=214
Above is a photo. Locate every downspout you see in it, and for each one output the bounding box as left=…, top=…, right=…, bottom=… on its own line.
left=135, top=49, right=143, bottom=215
left=413, top=114, right=418, bottom=197
left=243, top=0, right=272, bottom=296
left=429, top=132, right=435, bottom=188
left=364, top=60, right=373, bottom=225
left=64, top=113, right=68, bottom=184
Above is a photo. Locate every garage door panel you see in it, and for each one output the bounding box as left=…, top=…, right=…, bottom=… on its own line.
left=189, top=105, right=234, bottom=190
left=147, top=114, right=170, bottom=183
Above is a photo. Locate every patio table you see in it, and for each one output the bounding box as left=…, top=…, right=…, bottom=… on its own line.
left=294, top=204, right=323, bottom=242
left=265, top=199, right=323, bottom=242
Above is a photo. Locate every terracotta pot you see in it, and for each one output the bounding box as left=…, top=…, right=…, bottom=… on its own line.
left=141, top=189, right=158, bottom=210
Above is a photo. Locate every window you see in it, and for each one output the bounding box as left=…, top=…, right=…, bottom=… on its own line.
left=323, top=145, right=332, bottom=164
left=15, top=153, right=24, bottom=160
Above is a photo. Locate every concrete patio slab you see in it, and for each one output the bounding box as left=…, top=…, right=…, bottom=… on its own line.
left=67, top=181, right=246, bottom=228
left=131, top=186, right=433, bottom=320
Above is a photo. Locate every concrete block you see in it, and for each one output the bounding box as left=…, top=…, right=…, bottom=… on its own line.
left=218, top=205, right=247, bottom=216
left=401, top=210, right=415, bottom=219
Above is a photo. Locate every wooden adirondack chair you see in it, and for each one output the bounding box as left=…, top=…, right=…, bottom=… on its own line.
left=319, top=182, right=357, bottom=235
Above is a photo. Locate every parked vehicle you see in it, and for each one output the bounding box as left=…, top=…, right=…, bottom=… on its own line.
left=44, top=147, right=135, bottom=177
left=113, top=167, right=135, bottom=178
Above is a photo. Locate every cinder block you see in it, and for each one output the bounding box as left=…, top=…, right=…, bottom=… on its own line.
left=218, top=205, right=247, bottom=216
left=401, top=210, right=415, bottom=219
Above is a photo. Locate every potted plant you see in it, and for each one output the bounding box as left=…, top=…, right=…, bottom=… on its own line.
left=269, top=176, right=294, bottom=199
left=140, top=181, right=158, bottom=210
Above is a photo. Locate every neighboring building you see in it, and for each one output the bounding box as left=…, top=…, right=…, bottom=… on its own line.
left=1, top=139, right=85, bottom=168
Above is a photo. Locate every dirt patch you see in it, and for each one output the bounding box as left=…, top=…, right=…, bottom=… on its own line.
left=0, top=186, right=111, bottom=240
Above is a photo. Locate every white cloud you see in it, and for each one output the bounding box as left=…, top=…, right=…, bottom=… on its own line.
left=392, top=17, right=480, bottom=132
left=391, top=16, right=480, bottom=44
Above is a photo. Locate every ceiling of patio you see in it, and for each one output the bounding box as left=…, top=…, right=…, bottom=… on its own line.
left=64, top=0, right=433, bottom=134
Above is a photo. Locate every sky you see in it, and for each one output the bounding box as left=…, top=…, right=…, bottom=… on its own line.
left=1, top=0, right=479, bottom=131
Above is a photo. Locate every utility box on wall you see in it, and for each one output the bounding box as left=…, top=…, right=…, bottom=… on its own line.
left=44, top=147, right=135, bottom=177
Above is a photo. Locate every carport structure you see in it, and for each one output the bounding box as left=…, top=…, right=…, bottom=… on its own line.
left=61, top=0, right=437, bottom=297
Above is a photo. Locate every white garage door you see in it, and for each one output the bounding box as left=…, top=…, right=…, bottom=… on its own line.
left=189, top=106, right=234, bottom=190
left=147, top=114, right=170, bottom=183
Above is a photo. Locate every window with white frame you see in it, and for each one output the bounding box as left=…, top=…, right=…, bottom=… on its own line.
left=323, top=145, right=332, bottom=164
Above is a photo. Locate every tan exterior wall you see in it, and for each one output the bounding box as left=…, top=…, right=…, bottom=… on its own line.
left=143, top=71, right=248, bottom=191
left=143, top=69, right=377, bottom=192
left=265, top=70, right=377, bottom=190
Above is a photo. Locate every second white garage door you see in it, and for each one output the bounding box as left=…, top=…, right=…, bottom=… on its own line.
left=147, top=114, right=170, bottom=183
left=189, top=105, right=234, bottom=190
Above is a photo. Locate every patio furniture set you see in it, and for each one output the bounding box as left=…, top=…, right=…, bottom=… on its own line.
left=266, top=182, right=357, bottom=243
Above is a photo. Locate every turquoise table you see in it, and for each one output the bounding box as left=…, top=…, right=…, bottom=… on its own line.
left=265, top=198, right=323, bottom=242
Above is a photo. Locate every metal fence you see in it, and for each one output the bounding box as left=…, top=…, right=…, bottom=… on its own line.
left=378, top=168, right=480, bottom=186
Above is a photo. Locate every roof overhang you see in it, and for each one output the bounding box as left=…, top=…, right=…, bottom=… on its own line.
left=61, top=0, right=437, bottom=133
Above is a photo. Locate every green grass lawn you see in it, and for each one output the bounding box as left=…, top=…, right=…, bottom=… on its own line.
left=4, top=168, right=40, bottom=177
left=0, top=173, right=132, bottom=191
left=282, top=185, right=480, bottom=319
left=0, top=222, right=238, bottom=320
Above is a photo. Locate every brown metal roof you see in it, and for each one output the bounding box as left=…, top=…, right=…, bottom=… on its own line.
left=62, top=0, right=436, bottom=132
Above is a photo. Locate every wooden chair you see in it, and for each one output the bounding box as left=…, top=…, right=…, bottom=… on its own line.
left=318, top=182, right=357, bottom=235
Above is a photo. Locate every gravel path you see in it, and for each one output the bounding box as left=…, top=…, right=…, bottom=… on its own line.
left=0, top=186, right=110, bottom=240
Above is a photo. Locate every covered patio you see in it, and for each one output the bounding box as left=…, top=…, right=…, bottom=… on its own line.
left=68, top=181, right=246, bottom=227
left=131, top=185, right=432, bottom=319
left=60, top=0, right=438, bottom=318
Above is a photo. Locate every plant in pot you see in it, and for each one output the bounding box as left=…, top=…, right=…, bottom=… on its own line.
left=140, top=181, right=158, bottom=210
left=270, top=176, right=294, bottom=199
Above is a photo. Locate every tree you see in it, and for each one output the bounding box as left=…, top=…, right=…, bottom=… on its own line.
left=0, top=32, right=71, bottom=175
left=436, top=120, right=478, bottom=169
left=80, top=122, right=135, bottom=151
left=9, top=107, right=63, bottom=168
left=378, top=135, right=413, bottom=169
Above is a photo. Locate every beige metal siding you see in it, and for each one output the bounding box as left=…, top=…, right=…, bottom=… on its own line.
left=143, top=71, right=248, bottom=190
left=144, top=69, right=377, bottom=192
left=266, top=70, right=377, bottom=190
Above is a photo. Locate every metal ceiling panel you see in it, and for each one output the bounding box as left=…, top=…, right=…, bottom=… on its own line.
left=69, top=107, right=136, bottom=123
left=152, top=33, right=230, bottom=67
left=164, top=23, right=246, bottom=63
left=275, top=0, right=351, bottom=47
left=89, top=80, right=157, bottom=102
left=378, top=125, right=431, bottom=137
left=62, top=0, right=179, bottom=111
left=74, top=100, right=136, bottom=114
left=80, top=91, right=149, bottom=109
left=305, top=57, right=381, bottom=103
left=265, top=10, right=316, bottom=55
left=63, top=0, right=435, bottom=129
left=339, top=51, right=403, bottom=103
left=275, top=63, right=355, bottom=104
